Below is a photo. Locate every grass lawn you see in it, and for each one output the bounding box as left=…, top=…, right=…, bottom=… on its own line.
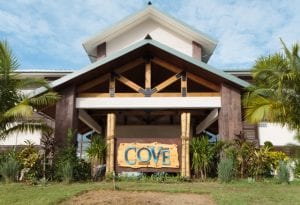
left=0, top=180, right=299, bottom=205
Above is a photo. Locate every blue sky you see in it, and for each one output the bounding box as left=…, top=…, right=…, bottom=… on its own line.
left=0, top=0, right=299, bottom=70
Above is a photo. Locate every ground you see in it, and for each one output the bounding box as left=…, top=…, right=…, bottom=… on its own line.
left=0, top=180, right=300, bottom=205
left=62, top=190, right=215, bottom=205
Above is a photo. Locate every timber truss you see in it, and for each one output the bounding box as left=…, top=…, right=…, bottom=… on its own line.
left=78, top=57, right=220, bottom=98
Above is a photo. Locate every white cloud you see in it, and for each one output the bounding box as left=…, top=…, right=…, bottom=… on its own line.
left=0, top=0, right=299, bottom=69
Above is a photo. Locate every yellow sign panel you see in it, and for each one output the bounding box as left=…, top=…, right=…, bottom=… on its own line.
left=117, top=142, right=179, bottom=168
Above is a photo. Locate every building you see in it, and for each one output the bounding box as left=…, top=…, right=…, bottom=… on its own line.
left=1, top=5, right=299, bottom=176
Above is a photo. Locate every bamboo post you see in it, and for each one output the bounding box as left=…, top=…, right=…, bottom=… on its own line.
left=105, top=113, right=111, bottom=175
left=181, top=112, right=187, bottom=177
left=186, top=112, right=191, bottom=178
left=109, top=113, right=116, bottom=173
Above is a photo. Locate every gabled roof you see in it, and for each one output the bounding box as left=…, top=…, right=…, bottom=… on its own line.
left=31, top=39, right=249, bottom=97
left=83, top=5, right=217, bottom=63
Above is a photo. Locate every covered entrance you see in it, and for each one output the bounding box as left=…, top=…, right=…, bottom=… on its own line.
left=37, top=39, right=247, bottom=177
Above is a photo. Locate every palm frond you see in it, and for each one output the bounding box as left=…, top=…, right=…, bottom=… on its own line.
left=0, top=40, right=19, bottom=73
left=28, top=92, right=60, bottom=109
left=3, top=99, right=33, bottom=120
left=0, top=121, right=52, bottom=140
left=16, top=77, right=51, bottom=90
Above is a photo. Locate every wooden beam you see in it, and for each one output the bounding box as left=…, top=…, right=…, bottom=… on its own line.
left=76, top=97, right=222, bottom=109
left=78, top=58, right=144, bottom=92
left=181, top=72, right=187, bottom=97
left=145, top=62, right=151, bottom=89
left=152, top=58, right=182, bottom=73
left=109, top=73, right=115, bottom=97
left=152, top=73, right=182, bottom=94
left=196, top=108, right=218, bottom=134
left=153, top=57, right=219, bottom=91
left=79, top=92, right=220, bottom=98
left=115, top=74, right=144, bottom=93
left=78, top=73, right=110, bottom=93
left=78, top=109, right=102, bottom=133
left=187, top=72, right=220, bottom=91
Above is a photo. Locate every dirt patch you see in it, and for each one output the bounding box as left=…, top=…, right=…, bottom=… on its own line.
left=62, top=190, right=216, bottom=205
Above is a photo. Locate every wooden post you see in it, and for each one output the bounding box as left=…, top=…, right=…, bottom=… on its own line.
left=185, top=112, right=191, bottom=178
left=105, top=113, right=116, bottom=175
left=54, top=86, right=78, bottom=147
left=105, top=114, right=111, bottom=174
left=181, top=72, right=187, bottom=97
left=218, top=84, right=242, bottom=140
left=145, top=61, right=151, bottom=89
left=181, top=112, right=186, bottom=177
left=110, top=113, right=116, bottom=173
left=109, top=73, right=115, bottom=97
left=181, top=112, right=191, bottom=178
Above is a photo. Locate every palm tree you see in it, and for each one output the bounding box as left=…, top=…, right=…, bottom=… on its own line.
left=243, top=40, right=300, bottom=138
left=0, top=40, right=59, bottom=139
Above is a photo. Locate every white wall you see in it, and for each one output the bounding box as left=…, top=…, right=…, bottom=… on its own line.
left=0, top=130, right=42, bottom=146
left=107, top=19, right=193, bottom=58
left=258, top=123, right=300, bottom=146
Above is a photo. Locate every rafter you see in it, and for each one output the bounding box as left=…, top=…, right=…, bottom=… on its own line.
left=187, top=72, right=220, bottom=91
left=196, top=108, right=218, bottom=134
left=115, top=73, right=144, bottom=93
left=78, top=58, right=144, bottom=92
left=152, top=73, right=182, bottom=94
left=78, top=109, right=102, bottom=133
left=152, top=57, right=220, bottom=91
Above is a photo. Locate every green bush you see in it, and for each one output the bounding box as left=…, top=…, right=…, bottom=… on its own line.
left=190, top=135, right=224, bottom=180
left=277, top=161, right=290, bottom=184
left=0, top=156, right=20, bottom=183
left=73, top=159, right=91, bottom=181
left=61, top=161, right=73, bottom=183
left=54, top=129, right=92, bottom=182
left=218, top=158, right=234, bottom=183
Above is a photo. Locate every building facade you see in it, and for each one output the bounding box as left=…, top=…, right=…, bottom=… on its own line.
left=1, top=5, right=299, bottom=176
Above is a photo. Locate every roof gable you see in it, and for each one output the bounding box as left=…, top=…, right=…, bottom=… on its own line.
left=83, top=5, right=217, bottom=63
left=31, top=39, right=249, bottom=98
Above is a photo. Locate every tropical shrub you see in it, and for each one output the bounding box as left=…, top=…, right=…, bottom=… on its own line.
left=277, top=161, right=290, bottom=184
left=54, top=129, right=92, bottom=182
left=73, top=159, right=91, bottom=181
left=86, top=134, right=106, bottom=178
left=190, top=135, right=224, bottom=180
left=86, top=134, right=106, bottom=165
left=18, top=140, right=39, bottom=169
left=218, top=158, right=235, bottom=183
left=61, top=161, right=73, bottom=183
left=224, top=133, right=256, bottom=178
left=0, top=155, right=20, bottom=183
left=54, top=129, right=77, bottom=181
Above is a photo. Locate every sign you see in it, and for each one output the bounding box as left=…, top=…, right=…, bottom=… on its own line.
left=117, top=142, right=179, bottom=168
